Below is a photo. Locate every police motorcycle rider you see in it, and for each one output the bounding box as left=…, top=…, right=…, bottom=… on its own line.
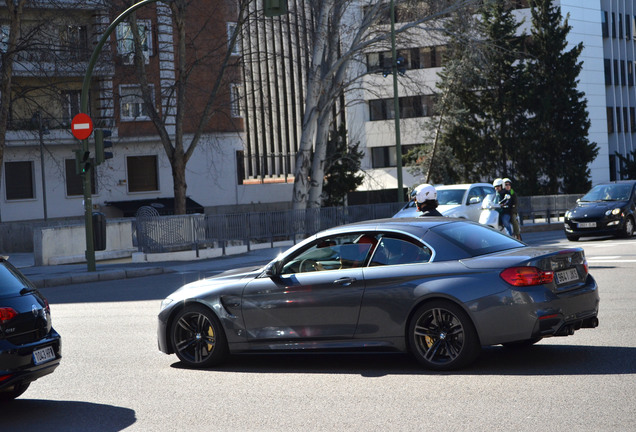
left=414, top=184, right=443, bottom=217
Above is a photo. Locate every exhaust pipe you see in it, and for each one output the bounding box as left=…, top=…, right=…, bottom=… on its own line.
left=581, top=317, right=599, bottom=329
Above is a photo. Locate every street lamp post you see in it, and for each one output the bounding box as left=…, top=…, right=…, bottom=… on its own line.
left=390, top=0, right=404, bottom=202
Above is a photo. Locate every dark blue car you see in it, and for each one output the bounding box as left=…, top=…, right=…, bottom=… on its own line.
left=564, top=180, right=636, bottom=241
left=0, top=257, right=61, bottom=401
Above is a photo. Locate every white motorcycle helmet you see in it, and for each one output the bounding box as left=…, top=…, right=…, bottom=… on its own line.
left=415, top=184, right=437, bottom=202
left=492, top=178, right=504, bottom=187
left=502, top=178, right=512, bottom=186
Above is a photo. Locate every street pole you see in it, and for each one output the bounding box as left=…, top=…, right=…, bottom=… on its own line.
left=37, top=112, right=48, bottom=221
left=390, top=0, right=404, bottom=202
left=79, top=0, right=159, bottom=272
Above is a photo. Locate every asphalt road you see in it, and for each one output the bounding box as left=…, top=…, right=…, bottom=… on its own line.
left=3, top=231, right=635, bottom=431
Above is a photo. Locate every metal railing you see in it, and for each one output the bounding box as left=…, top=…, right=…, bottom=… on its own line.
left=134, top=195, right=583, bottom=254
left=135, top=202, right=404, bottom=253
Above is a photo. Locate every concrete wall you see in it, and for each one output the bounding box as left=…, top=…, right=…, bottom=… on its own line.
left=33, top=219, right=135, bottom=266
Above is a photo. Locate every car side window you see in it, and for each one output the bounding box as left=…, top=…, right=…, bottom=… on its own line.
left=280, top=233, right=377, bottom=274
left=369, top=236, right=431, bottom=266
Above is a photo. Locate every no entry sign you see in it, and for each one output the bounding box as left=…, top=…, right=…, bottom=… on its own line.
left=71, top=113, right=94, bottom=140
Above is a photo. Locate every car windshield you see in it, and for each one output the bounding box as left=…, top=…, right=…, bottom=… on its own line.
left=431, top=222, right=524, bottom=256
left=437, top=189, right=466, bottom=205
left=581, top=184, right=633, bottom=202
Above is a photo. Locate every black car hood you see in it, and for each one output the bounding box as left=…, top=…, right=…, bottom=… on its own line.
left=569, top=200, right=628, bottom=218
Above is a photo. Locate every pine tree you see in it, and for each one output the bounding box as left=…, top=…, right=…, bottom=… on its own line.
left=321, top=125, right=364, bottom=207
left=436, top=0, right=528, bottom=183
left=525, top=0, right=598, bottom=194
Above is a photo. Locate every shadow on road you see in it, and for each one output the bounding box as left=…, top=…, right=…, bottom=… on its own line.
left=2, top=399, right=136, bottom=431
left=169, top=344, right=636, bottom=377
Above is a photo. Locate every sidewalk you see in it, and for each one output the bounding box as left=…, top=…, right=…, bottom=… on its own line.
left=5, top=220, right=563, bottom=288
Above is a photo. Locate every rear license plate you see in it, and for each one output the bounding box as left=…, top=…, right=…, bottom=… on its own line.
left=33, top=346, right=55, bottom=365
left=556, top=268, right=579, bottom=284
left=577, top=222, right=596, bottom=228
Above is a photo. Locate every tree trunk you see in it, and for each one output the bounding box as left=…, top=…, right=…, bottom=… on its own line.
left=307, top=111, right=332, bottom=208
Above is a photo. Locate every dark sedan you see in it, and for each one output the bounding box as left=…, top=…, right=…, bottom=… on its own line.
left=564, top=180, right=636, bottom=241
left=1, top=257, right=61, bottom=401
left=158, top=218, right=599, bottom=370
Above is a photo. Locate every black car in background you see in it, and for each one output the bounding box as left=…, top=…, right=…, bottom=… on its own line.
left=0, top=257, right=61, bottom=401
left=564, top=180, right=636, bottom=241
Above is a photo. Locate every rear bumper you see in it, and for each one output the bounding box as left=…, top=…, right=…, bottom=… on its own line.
left=473, top=274, right=600, bottom=345
left=0, top=329, right=62, bottom=391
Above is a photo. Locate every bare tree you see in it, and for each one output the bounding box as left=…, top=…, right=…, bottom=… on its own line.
left=125, top=0, right=250, bottom=215
left=292, top=0, right=478, bottom=210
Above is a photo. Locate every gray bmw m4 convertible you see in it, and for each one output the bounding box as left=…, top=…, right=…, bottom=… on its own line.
left=158, top=218, right=599, bottom=370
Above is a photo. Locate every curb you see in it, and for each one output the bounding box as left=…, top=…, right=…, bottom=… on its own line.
left=31, top=266, right=171, bottom=288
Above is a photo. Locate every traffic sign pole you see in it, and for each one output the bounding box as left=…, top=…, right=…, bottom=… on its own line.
left=78, top=0, right=159, bottom=272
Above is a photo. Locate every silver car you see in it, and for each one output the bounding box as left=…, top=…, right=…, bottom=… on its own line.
left=157, top=218, right=599, bottom=371
left=393, top=183, right=496, bottom=220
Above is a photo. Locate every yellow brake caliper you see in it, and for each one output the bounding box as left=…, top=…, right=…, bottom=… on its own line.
left=207, top=326, right=214, bottom=351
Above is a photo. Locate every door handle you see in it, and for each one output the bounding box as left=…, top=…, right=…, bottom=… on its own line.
left=334, top=277, right=356, bottom=286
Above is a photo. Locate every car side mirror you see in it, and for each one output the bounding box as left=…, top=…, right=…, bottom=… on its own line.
left=263, top=260, right=282, bottom=277
left=469, top=196, right=481, bottom=205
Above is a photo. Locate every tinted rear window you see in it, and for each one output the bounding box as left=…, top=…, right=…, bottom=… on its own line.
left=431, top=222, right=524, bottom=256
left=0, top=261, right=33, bottom=295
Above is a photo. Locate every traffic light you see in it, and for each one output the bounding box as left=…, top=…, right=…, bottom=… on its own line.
left=94, top=129, right=113, bottom=165
left=264, top=0, right=287, bottom=17
left=74, top=149, right=91, bottom=174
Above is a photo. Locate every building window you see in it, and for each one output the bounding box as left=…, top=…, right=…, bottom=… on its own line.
left=602, top=11, right=609, bottom=38
left=116, top=19, right=152, bottom=64
left=604, top=59, right=612, bottom=85
left=621, top=60, right=627, bottom=86
left=630, top=107, right=635, bottom=132
left=230, top=83, right=242, bottom=118
left=371, top=145, right=416, bottom=168
left=0, top=25, right=9, bottom=53
left=616, top=107, right=622, bottom=132
left=59, top=25, right=88, bottom=60
left=619, top=14, right=624, bottom=39
left=627, top=15, right=632, bottom=39
left=612, top=12, right=617, bottom=38
left=64, top=159, right=95, bottom=196
left=624, top=107, right=629, bottom=132
left=628, top=61, right=634, bottom=86
left=119, top=85, right=153, bottom=121
left=227, top=22, right=240, bottom=56
left=4, top=161, right=34, bottom=200
left=61, top=90, right=81, bottom=125
left=369, top=96, right=435, bottom=121
left=614, top=59, right=619, bottom=85
left=607, top=107, right=614, bottom=133
left=127, top=155, right=158, bottom=192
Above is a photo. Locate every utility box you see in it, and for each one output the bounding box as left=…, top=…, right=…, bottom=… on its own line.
left=92, top=212, right=107, bottom=251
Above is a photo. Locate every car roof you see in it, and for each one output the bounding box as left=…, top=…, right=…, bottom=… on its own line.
left=321, top=217, right=457, bottom=237
left=595, top=180, right=636, bottom=185
left=435, top=183, right=493, bottom=190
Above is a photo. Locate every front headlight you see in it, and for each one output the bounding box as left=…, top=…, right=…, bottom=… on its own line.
left=605, top=208, right=622, bottom=216
left=160, top=298, right=174, bottom=311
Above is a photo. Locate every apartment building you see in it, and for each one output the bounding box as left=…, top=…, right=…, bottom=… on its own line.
left=350, top=0, right=636, bottom=198
left=0, top=0, right=251, bottom=223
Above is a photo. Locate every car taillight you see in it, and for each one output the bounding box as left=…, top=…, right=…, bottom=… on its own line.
left=500, top=267, right=554, bottom=286
left=0, top=307, right=18, bottom=323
